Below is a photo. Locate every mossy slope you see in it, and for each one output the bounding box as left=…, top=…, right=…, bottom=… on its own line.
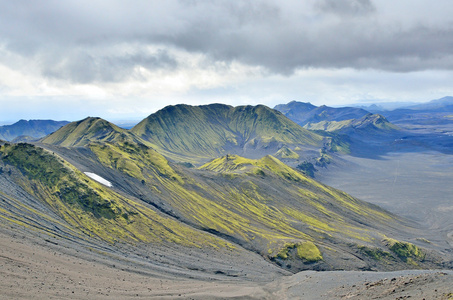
left=0, top=143, right=232, bottom=249
left=0, top=140, right=443, bottom=271
left=81, top=142, right=428, bottom=271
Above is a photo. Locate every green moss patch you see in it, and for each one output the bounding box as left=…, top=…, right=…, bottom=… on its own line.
left=296, top=161, right=316, bottom=177
left=384, top=238, right=425, bottom=262
left=275, top=241, right=323, bottom=262
left=358, top=245, right=391, bottom=260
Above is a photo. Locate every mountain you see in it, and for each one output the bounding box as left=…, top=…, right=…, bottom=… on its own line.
left=402, top=96, right=453, bottom=111
left=380, top=96, right=453, bottom=125
left=1, top=102, right=450, bottom=279
left=0, top=119, right=69, bottom=141
left=304, top=114, right=399, bottom=134
left=274, top=101, right=370, bottom=126
left=1, top=141, right=444, bottom=273
left=274, top=146, right=300, bottom=159
left=131, top=104, right=323, bottom=162
left=41, top=117, right=137, bottom=147
left=274, top=101, right=317, bottom=122
left=303, top=114, right=402, bottom=158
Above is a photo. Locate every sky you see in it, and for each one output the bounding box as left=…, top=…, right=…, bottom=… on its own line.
left=1, top=0, right=453, bottom=122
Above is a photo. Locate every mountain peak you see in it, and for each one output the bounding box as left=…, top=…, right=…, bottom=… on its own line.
left=132, top=103, right=322, bottom=162
left=41, top=117, right=133, bottom=147
left=274, top=101, right=316, bottom=115
left=351, top=114, right=398, bottom=130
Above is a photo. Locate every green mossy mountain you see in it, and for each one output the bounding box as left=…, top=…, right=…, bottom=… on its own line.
left=131, top=104, right=323, bottom=162
left=41, top=117, right=137, bottom=147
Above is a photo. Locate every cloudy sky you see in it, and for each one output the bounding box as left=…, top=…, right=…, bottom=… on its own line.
left=1, top=0, right=453, bottom=122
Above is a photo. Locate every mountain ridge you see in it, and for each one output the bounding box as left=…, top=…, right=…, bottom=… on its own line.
left=274, top=101, right=370, bottom=126
left=131, top=103, right=323, bottom=162
left=0, top=119, right=69, bottom=141
left=41, top=117, right=138, bottom=147
left=304, top=113, right=399, bottom=134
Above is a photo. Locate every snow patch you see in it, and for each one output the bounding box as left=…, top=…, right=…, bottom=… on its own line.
left=84, top=172, right=112, bottom=187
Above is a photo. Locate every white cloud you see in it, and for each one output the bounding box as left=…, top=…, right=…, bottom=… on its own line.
left=1, top=1, right=453, bottom=121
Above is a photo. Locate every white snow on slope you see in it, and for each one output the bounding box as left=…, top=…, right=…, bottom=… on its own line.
left=84, top=172, right=112, bottom=187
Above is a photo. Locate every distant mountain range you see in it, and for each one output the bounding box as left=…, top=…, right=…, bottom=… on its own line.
left=0, top=119, right=69, bottom=141
left=304, top=113, right=399, bottom=134
left=405, top=96, right=453, bottom=111
left=274, top=101, right=399, bottom=147
left=274, top=101, right=370, bottom=126
left=378, top=96, right=453, bottom=125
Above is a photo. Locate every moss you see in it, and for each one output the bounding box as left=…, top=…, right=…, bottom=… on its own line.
left=315, top=153, right=331, bottom=168
left=406, top=257, right=418, bottom=266
left=358, top=245, right=391, bottom=260
left=90, top=142, right=183, bottom=184
left=384, top=238, right=425, bottom=261
left=276, top=244, right=291, bottom=259
left=296, top=241, right=323, bottom=262
left=275, top=241, right=322, bottom=262
left=41, top=117, right=132, bottom=147
left=296, top=161, right=316, bottom=177
left=283, top=207, right=334, bottom=232
left=251, top=167, right=265, bottom=176
left=199, top=154, right=392, bottom=249
left=200, top=154, right=309, bottom=182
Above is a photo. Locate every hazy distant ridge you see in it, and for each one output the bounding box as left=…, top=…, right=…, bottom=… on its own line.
left=0, top=119, right=69, bottom=141
left=274, top=101, right=370, bottom=126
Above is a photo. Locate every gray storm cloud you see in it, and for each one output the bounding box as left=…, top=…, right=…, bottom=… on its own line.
left=1, top=0, right=453, bottom=83
left=316, top=0, right=376, bottom=16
